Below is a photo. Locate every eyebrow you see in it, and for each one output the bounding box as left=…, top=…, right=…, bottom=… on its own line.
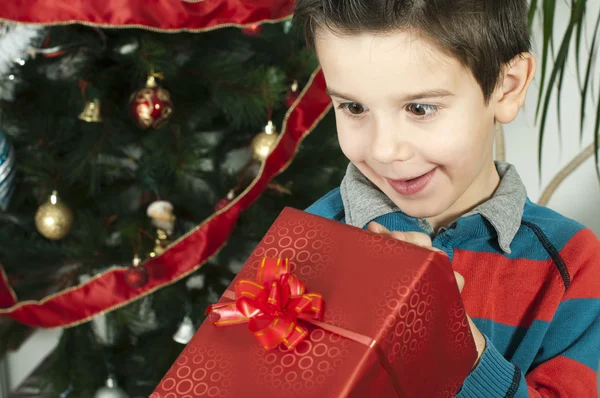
left=325, top=88, right=455, bottom=103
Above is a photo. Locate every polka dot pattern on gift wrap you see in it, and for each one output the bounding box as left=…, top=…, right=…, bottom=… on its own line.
left=374, top=268, right=440, bottom=365
left=241, top=215, right=334, bottom=280
left=151, top=345, right=233, bottom=398
left=436, top=379, right=463, bottom=398
left=356, top=230, right=411, bottom=259
left=446, top=299, right=473, bottom=355
left=251, top=306, right=351, bottom=395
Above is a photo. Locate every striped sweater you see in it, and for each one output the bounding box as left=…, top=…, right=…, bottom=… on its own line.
left=305, top=162, right=600, bottom=397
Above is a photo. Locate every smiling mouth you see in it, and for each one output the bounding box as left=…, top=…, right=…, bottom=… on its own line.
left=385, top=168, right=437, bottom=196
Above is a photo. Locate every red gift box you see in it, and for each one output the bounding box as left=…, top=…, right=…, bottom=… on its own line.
left=151, top=207, right=477, bottom=398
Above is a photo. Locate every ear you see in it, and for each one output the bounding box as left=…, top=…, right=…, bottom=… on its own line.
left=494, top=53, right=536, bottom=124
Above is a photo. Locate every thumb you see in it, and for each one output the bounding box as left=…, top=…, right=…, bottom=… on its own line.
left=454, top=271, right=465, bottom=293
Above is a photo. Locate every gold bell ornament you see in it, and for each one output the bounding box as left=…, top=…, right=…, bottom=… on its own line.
left=78, top=98, right=103, bottom=123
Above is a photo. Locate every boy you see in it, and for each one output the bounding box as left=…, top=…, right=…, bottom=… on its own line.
left=294, top=0, right=600, bottom=396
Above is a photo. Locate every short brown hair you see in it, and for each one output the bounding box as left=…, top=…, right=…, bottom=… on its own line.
left=293, top=0, right=531, bottom=103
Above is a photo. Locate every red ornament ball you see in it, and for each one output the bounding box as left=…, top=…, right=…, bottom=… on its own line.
left=285, top=90, right=300, bottom=108
left=242, top=24, right=263, bottom=37
left=285, top=81, right=300, bottom=108
left=214, top=190, right=236, bottom=212
left=129, top=77, right=174, bottom=130
left=214, top=198, right=231, bottom=212
left=125, top=265, right=149, bottom=288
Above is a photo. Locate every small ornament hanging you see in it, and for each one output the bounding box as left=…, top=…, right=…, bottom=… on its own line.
left=34, top=190, right=73, bottom=240
left=267, top=181, right=293, bottom=196
left=113, top=37, right=139, bottom=56
left=93, top=375, right=128, bottom=398
left=149, top=228, right=170, bottom=258
left=129, top=72, right=174, bottom=130
left=124, top=255, right=148, bottom=289
left=242, top=23, right=263, bottom=37
left=285, top=80, right=300, bottom=108
left=0, top=130, right=16, bottom=211
left=146, top=200, right=176, bottom=236
left=214, top=189, right=236, bottom=212
left=78, top=98, right=103, bottom=123
left=250, top=120, right=279, bottom=162
left=173, top=315, right=196, bottom=344
left=283, top=19, right=294, bottom=34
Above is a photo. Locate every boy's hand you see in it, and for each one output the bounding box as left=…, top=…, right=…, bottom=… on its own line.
left=368, top=221, right=486, bottom=368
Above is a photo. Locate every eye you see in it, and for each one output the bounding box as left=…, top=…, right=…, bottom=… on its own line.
left=406, top=103, right=440, bottom=120
left=337, top=102, right=368, bottom=119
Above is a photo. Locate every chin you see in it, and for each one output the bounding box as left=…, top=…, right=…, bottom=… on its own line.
left=388, top=194, right=450, bottom=220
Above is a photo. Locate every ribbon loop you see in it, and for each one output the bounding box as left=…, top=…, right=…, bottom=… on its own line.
left=207, top=257, right=324, bottom=350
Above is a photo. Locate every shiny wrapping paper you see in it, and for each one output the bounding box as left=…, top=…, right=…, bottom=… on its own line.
left=152, top=207, right=477, bottom=398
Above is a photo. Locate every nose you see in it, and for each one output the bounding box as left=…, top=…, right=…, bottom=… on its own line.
left=370, top=123, right=414, bottom=164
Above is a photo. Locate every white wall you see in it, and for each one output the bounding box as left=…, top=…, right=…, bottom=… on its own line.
left=505, top=1, right=600, bottom=235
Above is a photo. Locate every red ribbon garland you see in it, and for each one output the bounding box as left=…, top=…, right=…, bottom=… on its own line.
left=0, top=0, right=333, bottom=329
left=0, top=68, right=331, bottom=328
left=0, top=0, right=295, bottom=31
left=207, top=258, right=324, bottom=351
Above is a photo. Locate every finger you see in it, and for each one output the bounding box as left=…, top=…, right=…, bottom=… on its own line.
left=367, top=222, right=390, bottom=235
left=454, top=271, right=465, bottom=292
left=391, top=231, right=432, bottom=248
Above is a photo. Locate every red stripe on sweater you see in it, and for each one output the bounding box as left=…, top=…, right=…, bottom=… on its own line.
left=525, top=355, right=597, bottom=396
left=453, top=250, right=564, bottom=326
left=559, top=228, right=600, bottom=300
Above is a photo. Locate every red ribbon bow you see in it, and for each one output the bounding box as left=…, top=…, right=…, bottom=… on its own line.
left=207, top=258, right=324, bottom=351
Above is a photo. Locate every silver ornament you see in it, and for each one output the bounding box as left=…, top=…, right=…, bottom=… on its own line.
left=94, top=375, right=128, bottom=398
left=0, top=130, right=16, bottom=211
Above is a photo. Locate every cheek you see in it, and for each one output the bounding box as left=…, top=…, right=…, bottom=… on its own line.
left=428, top=128, right=486, bottom=172
left=336, top=120, right=367, bottom=161
left=433, top=108, right=494, bottom=165
left=429, top=129, right=473, bottom=162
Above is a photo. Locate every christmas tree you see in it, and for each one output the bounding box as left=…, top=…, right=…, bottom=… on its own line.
left=0, top=19, right=346, bottom=397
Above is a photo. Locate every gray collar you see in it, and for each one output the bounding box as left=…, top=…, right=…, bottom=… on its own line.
left=339, top=161, right=527, bottom=254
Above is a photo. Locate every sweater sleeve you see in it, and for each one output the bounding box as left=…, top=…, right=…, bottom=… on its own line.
left=458, top=228, right=600, bottom=397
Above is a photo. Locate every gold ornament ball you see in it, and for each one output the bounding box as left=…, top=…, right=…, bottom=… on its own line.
left=250, top=121, right=279, bottom=162
left=35, top=191, right=74, bottom=240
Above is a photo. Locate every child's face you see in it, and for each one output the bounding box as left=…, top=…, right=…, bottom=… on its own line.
left=316, top=29, right=502, bottom=222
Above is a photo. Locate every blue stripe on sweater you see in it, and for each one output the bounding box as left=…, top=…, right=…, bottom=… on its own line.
left=473, top=318, right=549, bottom=371
left=530, top=298, right=600, bottom=371
left=472, top=299, right=600, bottom=374
left=513, top=379, right=529, bottom=396
left=451, top=228, right=554, bottom=260
left=450, top=207, right=585, bottom=261
left=305, top=187, right=343, bottom=219
left=521, top=200, right=586, bottom=252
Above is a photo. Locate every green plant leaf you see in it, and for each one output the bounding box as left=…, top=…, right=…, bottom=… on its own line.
left=574, top=0, right=586, bottom=90
left=580, top=7, right=600, bottom=141
left=594, top=75, right=600, bottom=180
left=537, top=0, right=586, bottom=177
left=528, top=0, right=539, bottom=28
left=535, top=0, right=557, bottom=121
left=556, top=58, right=567, bottom=144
